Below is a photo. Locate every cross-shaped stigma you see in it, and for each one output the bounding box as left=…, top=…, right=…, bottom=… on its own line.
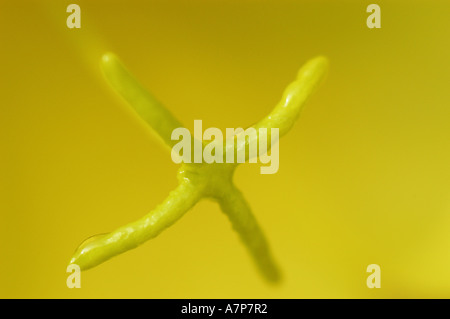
left=69, top=53, right=328, bottom=283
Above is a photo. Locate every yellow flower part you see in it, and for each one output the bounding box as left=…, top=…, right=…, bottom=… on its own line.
left=69, top=53, right=328, bottom=282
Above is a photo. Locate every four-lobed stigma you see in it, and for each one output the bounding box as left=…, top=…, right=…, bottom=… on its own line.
left=69, top=52, right=329, bottom=283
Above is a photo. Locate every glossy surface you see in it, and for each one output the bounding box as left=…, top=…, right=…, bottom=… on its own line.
left=4, top=1, right=449, bottom=298
left=69, top=53, right=328, bottom=282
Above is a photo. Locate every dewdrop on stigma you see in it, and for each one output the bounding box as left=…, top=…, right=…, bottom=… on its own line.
left=69, top=52, right=328, bottom=282
left=171, top=120, right=280, bottom=174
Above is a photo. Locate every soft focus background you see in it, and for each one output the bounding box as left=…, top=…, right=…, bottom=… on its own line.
left=1, top=0, right=449, bottom=298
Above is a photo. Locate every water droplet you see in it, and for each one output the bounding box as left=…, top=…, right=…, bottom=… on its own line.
left=75, top=233, right=108, bottom=252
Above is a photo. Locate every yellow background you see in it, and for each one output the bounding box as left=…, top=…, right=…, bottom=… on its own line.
left=1, top=0, right=449, bottom=298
